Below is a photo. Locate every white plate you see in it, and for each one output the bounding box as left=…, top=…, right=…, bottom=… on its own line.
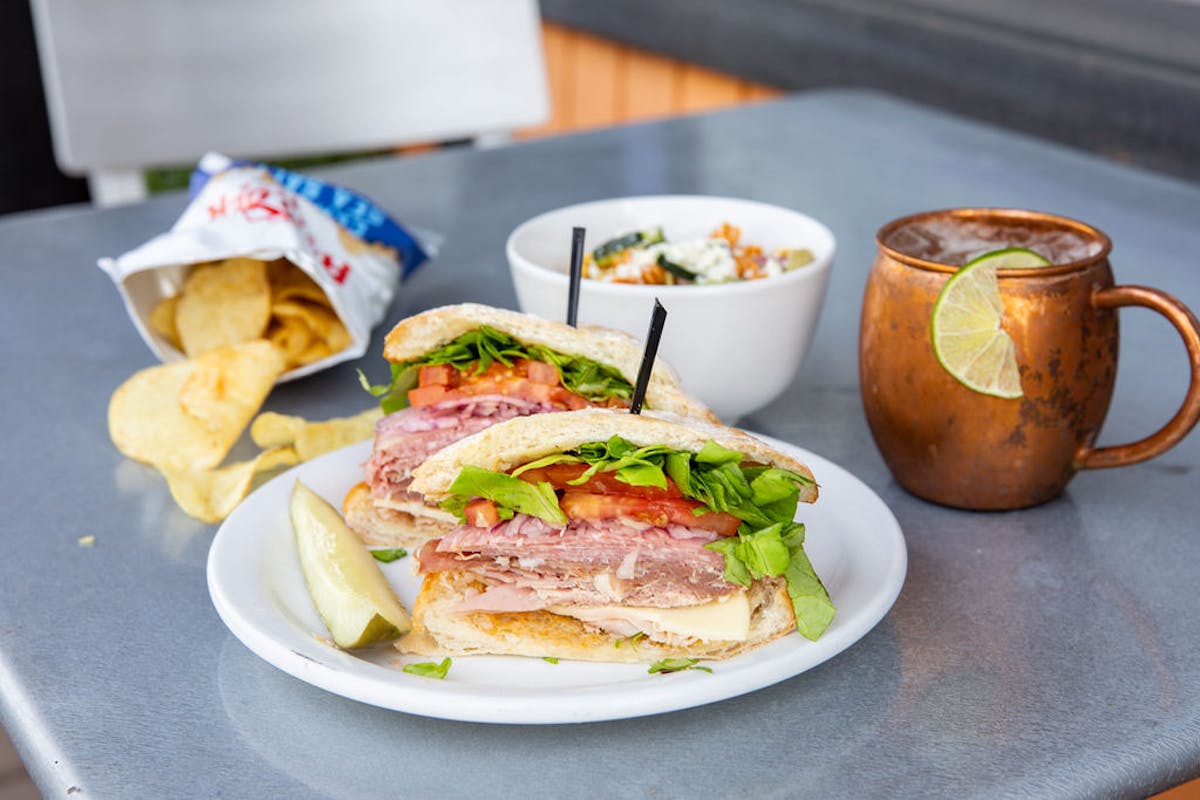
left=207, top=435, right=906, bottom=724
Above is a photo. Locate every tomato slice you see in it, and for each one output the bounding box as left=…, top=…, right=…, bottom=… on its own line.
left=556, top=388, right=590, bottom=410
left=559, top=491, right=740, bottom=536
left=407, top=357, right=622, bottom=411
left=411, top=359, right=588, bottom=410
left=418, top=364, right=453, bottom=386
left=515, top=462, right=587, bottom=487
left=464, top=498, right=501, bottom=528
left=407, top=384, right=450, bottom=407
left=517, top=463, right=683, bottom=499
left=526, top=360, right=560, bottom=385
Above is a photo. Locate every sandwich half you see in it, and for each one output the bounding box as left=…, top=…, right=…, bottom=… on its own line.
left=399, top=408, right=834, bottom=663
left=347, top=303, right=714, bottom=548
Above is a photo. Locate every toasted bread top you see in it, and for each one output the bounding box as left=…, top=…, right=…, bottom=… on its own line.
left=409, top=408, right=818, bottom=504
left=381, top=304, right=714, bottom=421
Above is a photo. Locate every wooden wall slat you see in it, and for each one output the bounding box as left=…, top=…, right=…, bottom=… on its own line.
left=744, top=83, right=782, bottom=102
left=565, top=29, right=623, bottom=130
left=520, top=22, right=570, bottom=136
left=520, top=21, right=781, bottom=139
left=678, top=62, right=747, bottom=113
left=622, top=48, right=683, bottom=122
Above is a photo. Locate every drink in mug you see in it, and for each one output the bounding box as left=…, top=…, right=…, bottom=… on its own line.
left=883, top=215, right=1101, bottom=266
left=859, top=208, right=1200, bottom=510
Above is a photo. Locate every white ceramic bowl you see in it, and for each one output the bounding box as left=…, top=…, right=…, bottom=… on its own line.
left=507, top=195, right=835, bottom=420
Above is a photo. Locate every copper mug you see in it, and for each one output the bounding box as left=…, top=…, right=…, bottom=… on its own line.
left=859, top=208, right=1200, bottom=510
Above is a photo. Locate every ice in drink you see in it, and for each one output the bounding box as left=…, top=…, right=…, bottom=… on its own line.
left=882, top=216, right=1102, bottom=266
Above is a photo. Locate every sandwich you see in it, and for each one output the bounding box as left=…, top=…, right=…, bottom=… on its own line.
left=399, top=408, right=834, bottom=663
left=347, top=303, right=714, bottom=548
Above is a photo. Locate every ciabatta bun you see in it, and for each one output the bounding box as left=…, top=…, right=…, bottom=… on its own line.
left=410, top=408, right=818, bottom=505
left=342, top=483, right=456, bottom=549
left=399, top=572, right=796, bottom=662
left=381, top=304, right=715, bottom=422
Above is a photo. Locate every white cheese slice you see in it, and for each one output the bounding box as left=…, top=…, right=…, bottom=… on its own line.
left=548, top=593, right=750, bottom=642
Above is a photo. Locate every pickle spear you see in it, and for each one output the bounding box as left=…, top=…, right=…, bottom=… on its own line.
left=290, top=480, right=411, bottom=648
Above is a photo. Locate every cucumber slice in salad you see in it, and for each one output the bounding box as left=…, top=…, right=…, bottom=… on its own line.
left=656, top=253, right=698, bottom=282
left=592, top=227, right=665, bottom=268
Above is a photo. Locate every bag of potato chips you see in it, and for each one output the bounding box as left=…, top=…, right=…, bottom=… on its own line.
left=98, top=153, right=435, bottom=381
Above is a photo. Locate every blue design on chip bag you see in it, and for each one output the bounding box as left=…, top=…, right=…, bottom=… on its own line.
left=190, top=154, right=430, bottom=278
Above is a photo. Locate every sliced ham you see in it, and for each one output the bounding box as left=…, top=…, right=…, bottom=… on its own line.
left=416, top=514, right=735, bottom=610
left=454, top=584, right=545, bottom=613
left=364, top=395, right=553, bottom=502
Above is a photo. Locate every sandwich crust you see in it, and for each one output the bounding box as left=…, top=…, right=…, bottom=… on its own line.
left=399, top=571, right=796, bottom=662
left=342, top=483, right=456, bottom=548
left=380, top=303, right=715, bottom=421
left=410, top=408, right=818, bottom=505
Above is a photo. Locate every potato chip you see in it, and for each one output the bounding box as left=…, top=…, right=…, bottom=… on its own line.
left=110, top=360, right=213, bottom=470
left=178, top=339, right=284, bottom=436
left=268, top=298, right=351, bottom=367
left=295, top=339, right=333, bottom=366
left=260, top=260, right=353, bottom=368
left=272, top=299, right=337, bottom=335
left=251, top=407, right=382, bottom=461
left=162, top=446, right=300, bottom=523
left=175, top=257, right=271, bottom=356
left=249, top=412, right=303, bottom=448
left=109, top=341, right=284, bottom=470
left=267, top=259, right=331, bottom=305
left=323, top=316, right=351, bottom=353
left=265, top=316, right=315, bottom=368
left=149, top=294, right=181, bottom=350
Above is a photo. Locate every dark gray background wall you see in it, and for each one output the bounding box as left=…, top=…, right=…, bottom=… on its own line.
left=3, top=1, right=1198, bottom=214
left=542, top=0, right=1200, bottom=183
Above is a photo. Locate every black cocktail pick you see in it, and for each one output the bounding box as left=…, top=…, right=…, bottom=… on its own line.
left=629, top=299, right=667, bottom=415
left=566, top=226, right=585, bottom=327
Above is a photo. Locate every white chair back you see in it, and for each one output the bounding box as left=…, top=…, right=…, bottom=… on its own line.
left=30, top=0, right=549, bottom=205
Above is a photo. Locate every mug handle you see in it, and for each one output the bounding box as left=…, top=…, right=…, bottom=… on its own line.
left=1075, top=285, right=1200, bottom=470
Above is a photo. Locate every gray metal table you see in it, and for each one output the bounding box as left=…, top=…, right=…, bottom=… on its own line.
left=2, top=90, right=1199, bottom=799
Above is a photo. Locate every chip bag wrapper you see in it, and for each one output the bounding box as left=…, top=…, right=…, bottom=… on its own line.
left=98, top=152, right=438, bottom=381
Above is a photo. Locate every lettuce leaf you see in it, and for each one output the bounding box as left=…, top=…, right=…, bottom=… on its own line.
left=572, top=437, right=676, bottom=489
left=706, top=521, right=835, bottom=641
left=704, top=537, right=752, bottom=587
left=559, top=435, right=815, bottom=529
left=705, top=524, right=789, bottom=584
left=369, top=547, right=408, bottom=563
left=443, top=465, right=567, bottom=525
left=402, top=657, right=451, bottom=679
left=510, top=452, right=586, bottom=478
left=359, top=326, right=634, bottom=412
left=358, top=364, right=418, bottom=415
left=648, top=657, right=712, bottom=674
left=695, top=440, right=744, bottom=466
left=783, top=543, right=836, bottom=641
